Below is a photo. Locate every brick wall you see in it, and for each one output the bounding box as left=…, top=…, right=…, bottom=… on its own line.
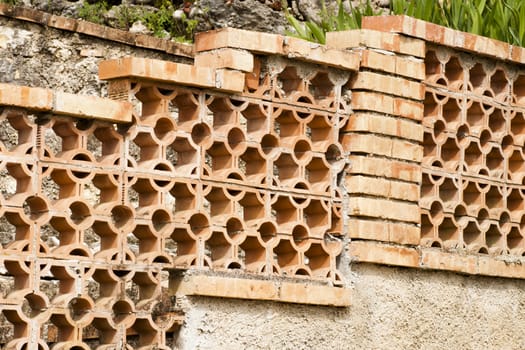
left=1, top=5, right=525, bottom=348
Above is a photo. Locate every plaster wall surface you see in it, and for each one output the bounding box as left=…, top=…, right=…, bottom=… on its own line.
left=0, top=16, right=189, bottom=95
left=178, top=264, right=525, bottom=350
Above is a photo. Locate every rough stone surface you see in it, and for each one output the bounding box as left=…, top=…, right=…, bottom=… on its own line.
left=0, top=16, right=190, bottom=95
left=178, top=264, right=525, bottom=349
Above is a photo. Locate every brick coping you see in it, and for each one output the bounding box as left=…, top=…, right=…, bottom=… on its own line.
left=362, top=15, right=525, bottom=64
left=0, top=4, right=194, bottom=58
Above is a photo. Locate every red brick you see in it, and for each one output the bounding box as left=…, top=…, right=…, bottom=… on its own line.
left=0, top=83, right=52, bottom=110
left=348, top=218, right=420, bottom=245
left=344, top=113, right=423, bottom=141
left=346, top=175, right=419, bottom=202
left=352, top=71, right=424, bottom=100
left=54, top=91, right=132, bottom=123
left=195, top=27, right=284, bottom=54
left=350, top=241, right=420, bottom=267
left=195, top=48, right=254, bottom=72
left=347, top=196, right=420, bottom=223
left=347, top=155, right=421, bottom=183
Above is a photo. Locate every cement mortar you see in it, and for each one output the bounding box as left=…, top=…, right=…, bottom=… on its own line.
left=177, top=264, right=525, bottom=350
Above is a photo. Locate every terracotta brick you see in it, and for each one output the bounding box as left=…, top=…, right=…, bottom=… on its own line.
left=351, top=91, right=424, bottom=121
left=284, top=36, right=360, bottom=70
left=420, top=250, right=478, bottom=275
left=54, top=91, right=133, bottom=123
left=348, top=197, right=420, bottom=223
left=326, top=29, right=425, bottom=58
left=195, top=48, right=254, bottom=72
left=0, top=83, right=53, bottom=110
left=342, top=133, right=422, bottom=162
left=350, top=241, right=419, bottom=267
left=279, top=283, right=351, bottom=307
left=47, top=14, right=78, bottom=31
left=344, top=113, right=423, bottom=141
left=171, top=274, right=350, bottom=306
left=395, top=56, right=425, bottom=80
left=361, top=50, right=425, bottom=80
left=346, top=175, right=419, bottom=202
left=352, top=71, right=424, bottom=100
left=361, top=49, right=396, bottom=73
left=347, top=155, right=421, bottom=183
left=195, top=27, right=284, bottom=54
left=215, top=69, right=246, bottom=92
left=348, top=218, right=420, bottom=245
left=135, top=33, right=168, bottom=52
left=99, top=57, right=244, bottom=92
left=477, top=256, right=525, bottom=279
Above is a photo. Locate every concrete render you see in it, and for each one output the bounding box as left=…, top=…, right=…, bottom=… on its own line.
left=178, top=264, right=525, bottom=350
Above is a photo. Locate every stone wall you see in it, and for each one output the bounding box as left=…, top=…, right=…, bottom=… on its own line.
left=1, top=4, right=525, bottom=350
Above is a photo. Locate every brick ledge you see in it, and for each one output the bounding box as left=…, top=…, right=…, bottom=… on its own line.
left=351, top=240, right=525, bottom=279
left=0, top=4, right=193, bottom=58
left=170, top=272, right=351, bottom=307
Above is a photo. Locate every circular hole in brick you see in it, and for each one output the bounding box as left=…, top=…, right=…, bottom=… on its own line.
left=21, top=293, right=47, bottom=318
left=261, top=134, right=278, bottom=156
left=433, top=119, right=447, bottom=143
left=227, top=127, right=246, bottom=154
left=189, top=213, right=209, bottom=237
left=258, top=221, right=277, bottom=243
left=226, top=217, right=244, bottom=242
left=499, top=211, right=511, bottom=232
left=292, top=225, right=309, bottom=248
left=69, top=201, right=91, bottom=225
left=325, top=143, right=343, bottom=166
left=502, top=135, right=513, bottom=154
left=479, top=129, right=491, bottom=149
left=112, top=300, right=133, bottom=325
left=76, top=119, right=93, bottom=131
left=23, top=196, right=49, bottom=222
left=430, top=201, right=443, bottom=221
left=68, top=297, right=93, bottom=322
left=153, top=162, right=172, bottom=188
left=488, top=109, right=506, bottom=135
left=456, top=124, right=469, bottom=146
left=190, top=122, right=211, bottom=146
left=154, top=117, right=175, bottom=141
left=293, top=139, right=311, bottom=161
left=111, top=206, right=133, bottom=229
left=152, top=209, right=170, bottom=232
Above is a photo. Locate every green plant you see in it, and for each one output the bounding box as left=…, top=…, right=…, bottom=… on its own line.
left=78, top=0, right=109, bottom=25
left=285, top=0, right=381, bottom=44
left=286, top=0, right=525, bottom=47
left=0, top=0, right=19, bottom=4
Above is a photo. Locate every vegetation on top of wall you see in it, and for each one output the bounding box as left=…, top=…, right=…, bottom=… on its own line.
left=286, top=0, right=525, bottom=47
left=78, top=0, right=198, bottom=43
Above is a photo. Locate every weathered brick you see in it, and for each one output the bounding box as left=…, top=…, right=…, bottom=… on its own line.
left=351, top=91, right=424, bottom=120
left=347, top=155, right=421, bottom=183
left=344, top=113, right=423, bottom=141
left=342, top=133, right=422, bottom=162
left=195, top=27, right=284, bottom=54
left=350, top=241, right=420, bottom=267
left=284, top=36, right=360, bottom=70
left=348, top=196, right=420, bottom=223
left=352, top=71, right=424, bottom=100
left=0, top=83, right=52, bottom=110
left=346, top=175, right=419, bottom=202
left=195, top=48, right=254, bottom=72
left=348, top=218, right=420, bottom=245
left=54, top=91, right=133, bottom=123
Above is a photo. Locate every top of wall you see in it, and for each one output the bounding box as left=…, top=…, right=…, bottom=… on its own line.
left=362, top=15, right=525, bottom=65
left=0, top=4, right=194, bottom=59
